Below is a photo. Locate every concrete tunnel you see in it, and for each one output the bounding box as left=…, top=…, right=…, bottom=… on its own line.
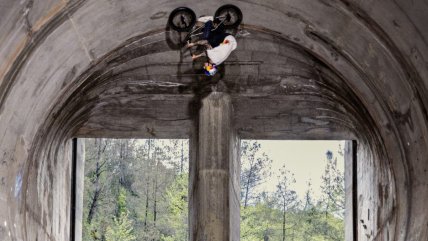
left=0, top=0, right=427, bottom=240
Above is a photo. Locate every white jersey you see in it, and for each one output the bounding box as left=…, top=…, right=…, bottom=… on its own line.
left=207, top=35, right=237, bottom=65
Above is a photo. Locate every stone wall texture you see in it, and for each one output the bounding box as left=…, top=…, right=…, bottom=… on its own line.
left=0, top=0, right=427, bottom=240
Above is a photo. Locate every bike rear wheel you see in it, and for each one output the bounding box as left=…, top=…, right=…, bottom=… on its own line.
left=214, top=4, right=243, bottom=29
left=168, top=7, right=197, bottom=32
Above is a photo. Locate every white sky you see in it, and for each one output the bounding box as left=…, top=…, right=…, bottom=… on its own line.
left=245, top=140, right=346, bottom=201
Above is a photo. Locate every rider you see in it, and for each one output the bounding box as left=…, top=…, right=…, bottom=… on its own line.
left=187, top=16, right=237, bottom=75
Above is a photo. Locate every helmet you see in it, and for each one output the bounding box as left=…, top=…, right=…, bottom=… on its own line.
left=204, top=63, right=218, bottom=76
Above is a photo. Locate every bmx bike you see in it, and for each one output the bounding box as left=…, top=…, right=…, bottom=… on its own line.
left=168, top=4, right=243, bottom=46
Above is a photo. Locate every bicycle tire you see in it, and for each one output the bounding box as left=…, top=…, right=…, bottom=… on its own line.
left=214, top=4, right=243, bottom=29
left=168, top=7, right=196, bottom=32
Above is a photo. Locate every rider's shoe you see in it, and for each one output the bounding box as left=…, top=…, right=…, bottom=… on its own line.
left=198, top=15, right=213, bottom=23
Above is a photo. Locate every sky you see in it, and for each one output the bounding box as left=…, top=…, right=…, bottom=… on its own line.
left=244, top=140, right=346, bottom=201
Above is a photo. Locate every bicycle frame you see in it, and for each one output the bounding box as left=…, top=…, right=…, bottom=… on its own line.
left=185, top=16, right=227, bottom=42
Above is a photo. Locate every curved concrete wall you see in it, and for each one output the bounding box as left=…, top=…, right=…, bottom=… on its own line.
left=0, top=0, right=427, bottom=240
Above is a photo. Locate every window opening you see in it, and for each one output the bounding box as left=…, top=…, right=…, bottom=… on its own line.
left=240, top=140, right=347, bottom=241
left=81, top=138, right=189, bottom=241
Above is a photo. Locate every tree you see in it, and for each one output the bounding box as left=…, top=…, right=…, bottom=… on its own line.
left=318, top=148, right=345, bottom=241
left=83, top=139, right=119, bottom=241
left=241, top=199, right=281, bottom=241
left=83, top=139, right=189, bottom=241
left=240, top=140, right=272, bottom=208
left=105, top=212, right=137, bottom=241
left=320, top=149, right=345, bottom=218
left=161, top=173, right=188, bottom=240
left=86, top=139, right=110, bottom=224
left=276, top=165, right=298, bottom=241
left=105, top=188, right=136, bottom=241
left=239, top=143, right=346, bottom=241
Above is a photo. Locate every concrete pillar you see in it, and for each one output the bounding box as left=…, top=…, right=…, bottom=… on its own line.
left=344, top=140, right=357, bottom=241
left=189, top=92, right=240, bottom=241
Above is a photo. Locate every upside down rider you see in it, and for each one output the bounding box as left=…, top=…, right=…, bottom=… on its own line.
left=187, top=16, right=237, bottom=76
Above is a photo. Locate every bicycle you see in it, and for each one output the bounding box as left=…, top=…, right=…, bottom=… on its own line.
left=168, top=4, right=243, bottom=46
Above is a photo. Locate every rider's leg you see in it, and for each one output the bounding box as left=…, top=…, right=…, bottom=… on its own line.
left=192, top=52, right=206, bottom=60
left=203, top=20, right=213, bottom=40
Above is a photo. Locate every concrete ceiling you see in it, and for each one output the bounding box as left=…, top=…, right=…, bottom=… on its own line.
left=0, top=0, right=427, bottom=240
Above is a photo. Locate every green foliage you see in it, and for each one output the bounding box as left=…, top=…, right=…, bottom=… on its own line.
left=161, top=173, right=188, bottom=241
left=241, top=199, right=345, bottom=241
left=83, top=139, right=189, bottom=241
left=116, top=187, right=127, bottom=217
left=241, top=199, right=282, bottom=240
left=105, top=212, right=136, bottom=241
left=240, top=143, right=345, bottom=241
left=82, top=139, right=344, bottom=241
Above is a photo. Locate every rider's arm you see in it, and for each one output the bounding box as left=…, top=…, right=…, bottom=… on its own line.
left=192, top=53, right=205, bottom=60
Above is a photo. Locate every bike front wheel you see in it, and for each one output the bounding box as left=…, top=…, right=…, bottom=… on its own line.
left=168, top=7, right=197, bottom=32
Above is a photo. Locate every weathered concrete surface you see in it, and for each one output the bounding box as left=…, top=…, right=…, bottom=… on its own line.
left=0, top=0, right=427, bottom=240
left=189, top=92, right=240, bottom=241
left=344, top=141, right=354, bottom=241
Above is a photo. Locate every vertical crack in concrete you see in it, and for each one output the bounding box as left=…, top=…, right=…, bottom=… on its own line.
left=67, top=14, right=94, bottom=62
